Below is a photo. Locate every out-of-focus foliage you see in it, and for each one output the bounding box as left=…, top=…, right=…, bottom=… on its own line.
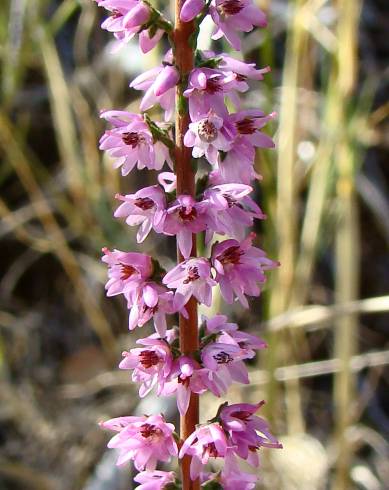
left=0, top=1, right=388, bottom=489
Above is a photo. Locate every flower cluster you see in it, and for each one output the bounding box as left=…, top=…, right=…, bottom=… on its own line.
left=119, top=315, right=267, bottom=414
left=96, top=0, right=281, bottom=488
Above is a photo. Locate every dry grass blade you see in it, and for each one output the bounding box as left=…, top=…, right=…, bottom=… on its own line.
left=264, top=295, right=389, bottom=331
left=0, top=112, right=117, bottom=362
left=332, top=0, right=362, bottom=488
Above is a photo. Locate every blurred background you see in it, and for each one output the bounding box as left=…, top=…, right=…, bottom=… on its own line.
left=0, top=0, right=388, bottom=489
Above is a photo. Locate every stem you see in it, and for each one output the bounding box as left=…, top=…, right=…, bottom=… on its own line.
left=174, top=2, right=199, bottom=490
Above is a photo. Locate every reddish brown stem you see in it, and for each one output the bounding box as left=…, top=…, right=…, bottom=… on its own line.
left=174, top=2, right=199, bottom=490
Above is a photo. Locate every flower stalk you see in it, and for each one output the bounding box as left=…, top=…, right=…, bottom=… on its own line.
left=95, top=0, right=282, bottom=488
left=174, top=3, right=200, bottom=488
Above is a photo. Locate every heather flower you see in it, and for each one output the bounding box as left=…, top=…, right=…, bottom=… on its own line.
left=179, top=423, right=230, bottom=480
left=204, top=183, right=265, bottom=241
left=210, top=0, right=267, bottom=50
left=100, top=414, right=178, bottom=470
left=210, top=140, right=258, bottom=185
left=163, top=196, right=208, bottom=259
left=162, top=356, right=207, bottom=415
left=201, top=339, right=251, bottom=389
left=139, top=28, right=165, bottom=54
left=130, top=51, right=178, bottom=121
left=184, top=67, right=237, bottom=120
left=163, top=258, right=216, bottom=309
left=99, top=111, right=172, bottom=175
left=204, top=314, right=267, bottom=356
left=134, top=470, right=176, bottom=490
left=219, top=459, right=258, bottom=490
left=102, top=248, right=152, bottom=297
left=184, top=112, right=234, bottom=165
left=126, top=282, right=177, bottom=336
left=119, top=335, right=174, bottom=397
left=217, top=52, right=271, bottom=82
left=229, top=110, right=276, bottom=149
left=114, top=185, right=166, bottom=243
left=96, top=0, right=162, bottom=53
left=211, top=234, right=278, bottom=307
left=181, top=0, right=205, bottom=21
left=220, top=402, right=282, bottom=465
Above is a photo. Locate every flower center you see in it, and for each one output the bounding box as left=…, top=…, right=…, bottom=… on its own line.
left=122, top=132, right=143, bottom=147
left=178, top=206, right=198, bottom=222
left=230, top=410, right=252, bottom=421
left=134, top=197, right=155, bottom=210
left=120, top=264, right=136, bottom=280
left=235, top=73, right=247, bottom=82
left=198, top=120, right=218, bottom=143
left=214, top=351, right=233, bottom=364
left=111, top=9, right=123, bottom=19
left=204, top=442, right=219, bottom=458
left=218, top=0, right=245, bottom=16
left=178, top=375, right=190, bottom=387
left=139, top=350, right=161, bottom=368
left=205, top=76, right=223, bottom=94
left=217, top=245, right=244, bottom=265
left=223, top=193, right=244, bottom=209
left=139, top=423, right=161, bottom=439
left=236, top=118, right=256, bottom=134
left=183, top=266, right=200, bottom=284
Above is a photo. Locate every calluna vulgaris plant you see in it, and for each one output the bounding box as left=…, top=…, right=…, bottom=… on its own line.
left=96, top=0, right=282, bottom=488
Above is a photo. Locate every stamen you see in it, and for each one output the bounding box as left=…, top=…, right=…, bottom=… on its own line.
left=198, top=120, right=218, bottom=143
left=122, top=132, right=143, bottom=147
left=219, top=0, right=245, bottom=16
left=120, top=264, right=136, bottom=280
left=134, top=197, right=155, bottom=210
left=178, top=206, right=198, bottom=222
left=139, top=423, right=160, bottom=438
left=236, top=118, right=257, bottom=134
left=217, top=245, right=244, bottom=265
left=214, top=351, right=233, bottom=364
left=139, top=350, right=161, bottom=368
left=183, top=266, right=200, bottom=284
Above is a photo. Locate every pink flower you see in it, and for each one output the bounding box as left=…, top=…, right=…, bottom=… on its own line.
left=211, top=234, right=278, bottom=307
left=163, top=196, right=208, bottom=259
left=184, top=67, right=236, bottom=120
left=212, top=140, right=259, bottom=184
left=203, top=452, right=258, bottom=489
left=130, top=51, right=179, bottom=121
left=162, top=356, right=207, bottom=415
left=134, top=470, right=176, bottom=490
left=102, top=248, right=152, bottom=297
left=179, top=423, right=230, bottom=480
left=229, top=110, right=276, bottom=149
left=119, top=335, right=174, bottom=397
left=138, top=28, right=164, bottom=54
left=220, top=402, right=282, bottom=465
left=200, top=339, right=251, bottom=391
left=217, top=52, right=270, bottom=83
left=114, top=185, right=166, bottom=242
left=99, top=111, right=172, bottom=175
left=204, top=314, right=267, bottom=356
left=163, top=257, right=216, bottom=309
left=181, top=0, right=205, bottom=21
left=126, top=282, right=176, bottom=337
left=210, top=0, right=267, bottom=50
left=219, top=457, right=258, bottom=490
left=100, top=414, right=177, bottom=470
left=184, top=112, right=234, bottom=165
left=204, top=183, right=265, bottom=241
left=96, top=0, right=162, bottom=53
